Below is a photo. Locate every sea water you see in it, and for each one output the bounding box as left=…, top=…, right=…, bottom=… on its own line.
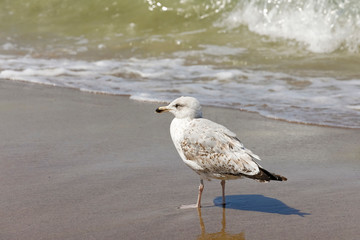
left=0, top=0, right=359, bottom=128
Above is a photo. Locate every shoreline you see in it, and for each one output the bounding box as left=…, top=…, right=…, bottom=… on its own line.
left=6, top=79, right=359, bottom=130
left=1, top=79, right=359, bottom=240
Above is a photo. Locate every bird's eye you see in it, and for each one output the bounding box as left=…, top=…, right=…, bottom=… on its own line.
left=174, top=103, right=182, bottom=108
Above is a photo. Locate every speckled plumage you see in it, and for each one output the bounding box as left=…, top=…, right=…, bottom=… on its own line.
left=171, top=117, right=261, bottom=181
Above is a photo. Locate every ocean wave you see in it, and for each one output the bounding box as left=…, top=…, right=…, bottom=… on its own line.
left=2, top=0, right=359, bottom=54
left=1, top=54, right=359, bottom=128
left=216, top=0, right=360, bottom=53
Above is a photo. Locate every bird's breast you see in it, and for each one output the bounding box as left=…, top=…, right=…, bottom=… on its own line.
left=170, top=119, right=203, bottom=169
left=170, top=118, right=189, bottom=144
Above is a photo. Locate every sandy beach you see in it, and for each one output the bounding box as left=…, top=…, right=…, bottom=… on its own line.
left=1, top=79, right=359, bottom=240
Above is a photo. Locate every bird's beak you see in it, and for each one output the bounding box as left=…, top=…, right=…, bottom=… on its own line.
left=155, top=106, right=170, bottom=113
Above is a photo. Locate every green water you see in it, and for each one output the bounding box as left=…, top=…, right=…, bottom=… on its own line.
left=2, top=0, right=359, bottom=76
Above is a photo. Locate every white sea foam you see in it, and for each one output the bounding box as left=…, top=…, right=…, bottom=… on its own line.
left=0, top=54, right=359, bottom=128
left=216, top=0, right=360, bottom=53
left=347, top=105, right=360, bottom=111
left=2, top=43, right=17, bottom=50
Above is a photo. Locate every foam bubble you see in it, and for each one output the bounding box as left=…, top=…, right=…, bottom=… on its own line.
left=129, top=93, right=168, bottom=103
left=2, top=43, right=16, bottom=50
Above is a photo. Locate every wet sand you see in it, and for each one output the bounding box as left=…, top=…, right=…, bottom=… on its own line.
left=1, top=80, right=359, bottom=240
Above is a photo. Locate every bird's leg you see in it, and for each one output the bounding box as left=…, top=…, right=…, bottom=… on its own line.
left=196, top=179, right=204, bottom=208
left=220, top=180, right=226, bottom=206
left=179, top=179, right=204, bottom=209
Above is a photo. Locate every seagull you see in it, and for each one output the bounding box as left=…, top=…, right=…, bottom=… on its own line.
left=156, top=96, right=287, bottom=208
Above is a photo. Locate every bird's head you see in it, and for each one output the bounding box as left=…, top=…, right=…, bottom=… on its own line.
left=156, top=96, right=202, bottom=119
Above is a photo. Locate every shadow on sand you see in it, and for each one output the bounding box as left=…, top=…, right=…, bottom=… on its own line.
left=213, top=194, right=310, bottom=217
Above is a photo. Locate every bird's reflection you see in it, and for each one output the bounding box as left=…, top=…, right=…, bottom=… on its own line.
left=197, top=207, right=245, bottom=240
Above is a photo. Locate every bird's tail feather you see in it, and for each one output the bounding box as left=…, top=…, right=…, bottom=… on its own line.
left=249, top=167, right=287, bottom=182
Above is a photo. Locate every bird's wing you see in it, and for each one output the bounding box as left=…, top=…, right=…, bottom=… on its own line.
left=180, top=118, right=261, bottom=176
